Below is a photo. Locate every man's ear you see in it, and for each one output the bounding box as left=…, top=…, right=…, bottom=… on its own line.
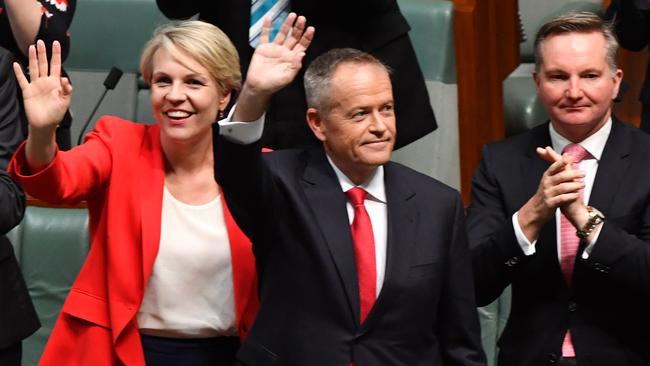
left=306, top=107, right=326, bottom=142
left=612, top=68, right=624, bottom=101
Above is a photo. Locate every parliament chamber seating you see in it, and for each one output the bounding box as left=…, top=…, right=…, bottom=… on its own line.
left=9, top=0, right=491, bottom=364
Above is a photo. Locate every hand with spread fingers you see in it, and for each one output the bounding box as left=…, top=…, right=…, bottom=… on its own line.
left=233, top=13, right=314, bottom=122
left=12, top=40, right=71, bottom=171
left=13, top=40, right=72, bottom=132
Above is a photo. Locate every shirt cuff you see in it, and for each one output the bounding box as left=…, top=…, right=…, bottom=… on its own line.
left=513, top=211, right=537, bottom=256
left=581, top=222, right=603, bottom=259
left=217, top=106, right=265, bottom=145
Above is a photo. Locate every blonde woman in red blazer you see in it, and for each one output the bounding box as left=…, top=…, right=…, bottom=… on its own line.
left=8, top=20, right=271, bottom=365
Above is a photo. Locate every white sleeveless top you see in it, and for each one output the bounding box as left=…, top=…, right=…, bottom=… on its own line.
left=137, top=187, right=237, bottom=337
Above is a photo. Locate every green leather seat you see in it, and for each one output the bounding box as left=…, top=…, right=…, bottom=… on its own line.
left=65, top=0, right=168, bottom=143
left=8, top=207, right=89, bottom=365
left=397, top=0, right=456, bottom=83
left=66, top=0, right=169, bottom=73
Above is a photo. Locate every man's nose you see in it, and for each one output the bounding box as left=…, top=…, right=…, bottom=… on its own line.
left=565, top=78, right=584, bottom=100
left=369, top=110, right=387, bottom=133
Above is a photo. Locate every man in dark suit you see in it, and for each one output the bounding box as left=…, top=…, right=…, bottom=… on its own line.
left=606, top=0, right=650, bottom=133
left=214, top=14, right=485, bottom=366
left=467, top=11, right=650, bottom=366
left=157, top=0, right=436, bottom=150
left=0, top=46, right=40, bottom=366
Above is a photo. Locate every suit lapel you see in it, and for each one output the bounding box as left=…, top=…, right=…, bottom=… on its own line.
left=301, top=149, right=360, bottom=323
left=139, top=125, right=165, bottom=287
left=522, top=124, right=553, bottom=202
left=588, top=120, right=632, bottom=212
left=362, top=162, right=416, bottom=328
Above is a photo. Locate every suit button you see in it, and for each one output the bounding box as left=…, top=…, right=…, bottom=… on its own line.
left=547, top=353, right=558, bottom=364
left=354, top=329, right=367, bottom=343
left=568, top=301, right=577, bottom=312
left=593, top=262, right=610, bottom=273
left=504, top=257, right=519, bottom=267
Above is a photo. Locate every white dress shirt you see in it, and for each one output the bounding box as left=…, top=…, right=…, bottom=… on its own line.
left=513, top=118, right=611, bottom=260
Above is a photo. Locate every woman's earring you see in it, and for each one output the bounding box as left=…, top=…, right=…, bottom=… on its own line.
left=218, top=110, right=224, bottom=119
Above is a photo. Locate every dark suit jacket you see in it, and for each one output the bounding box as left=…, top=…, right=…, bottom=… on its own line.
left=214, top=128, right=485, bottom=366
left=0, top=170, right=39, bottom=350
left=0, top=46, right=39, bottom=350
left=157, top=0, right=436, bottom=150
left=467, top=120, right=650, bottom=366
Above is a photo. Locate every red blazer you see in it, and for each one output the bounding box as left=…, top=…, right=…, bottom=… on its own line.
left=9, top=116, right=259, bottom=365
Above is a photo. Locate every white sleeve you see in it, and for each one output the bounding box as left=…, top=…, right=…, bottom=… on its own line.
left=217, top=106, right=265, bottom=145
left=512, top=211, right=537, bottom=256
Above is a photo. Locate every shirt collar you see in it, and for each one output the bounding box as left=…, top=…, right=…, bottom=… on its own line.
left=549, top=117, right=611, bottom=161
left=326, top=154, right=387, bottom=204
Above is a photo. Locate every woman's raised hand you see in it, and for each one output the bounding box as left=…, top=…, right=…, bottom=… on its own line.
left=13, top=40, right=72, bottom=132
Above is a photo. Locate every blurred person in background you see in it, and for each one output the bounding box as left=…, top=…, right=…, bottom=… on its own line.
left=156, top=0, right=437, bottom=151
left=607, top=0, right=650, bottom=133
left=1, top=0, right=75, bottom=150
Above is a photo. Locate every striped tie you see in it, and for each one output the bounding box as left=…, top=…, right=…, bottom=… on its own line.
left=559, top=143, right=591, bottom=358
left=249, top=0, right=290, bottom=47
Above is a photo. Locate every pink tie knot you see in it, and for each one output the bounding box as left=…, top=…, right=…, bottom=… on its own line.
left=346, top=187, right=368, bottom=206
left=562, top=143, right=591, bottom=163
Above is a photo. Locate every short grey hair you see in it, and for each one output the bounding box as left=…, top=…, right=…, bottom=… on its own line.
left=303, top=48, right=390, bottom=112
left=534, top=11, right=619, bottom=73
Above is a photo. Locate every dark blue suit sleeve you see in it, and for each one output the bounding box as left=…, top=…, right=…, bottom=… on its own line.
left=466, top=145, right=531, bottom=306
left=439, top=194, right=487, bottom=366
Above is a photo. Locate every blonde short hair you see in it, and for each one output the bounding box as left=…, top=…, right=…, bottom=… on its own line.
left=140, top=20, right=241, bottom=93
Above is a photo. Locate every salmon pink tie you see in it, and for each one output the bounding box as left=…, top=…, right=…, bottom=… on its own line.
left=559, top=143, right=591, bottom=357
left=346, top=187, right=377, bottom=324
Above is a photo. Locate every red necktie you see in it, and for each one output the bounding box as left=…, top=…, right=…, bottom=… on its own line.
left=559, top=143, right=591, bottom=357
left=346, top=187, right=377, bottom=323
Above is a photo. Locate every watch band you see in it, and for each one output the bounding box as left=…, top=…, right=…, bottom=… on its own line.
left=576, top=206, right=605, bottom=240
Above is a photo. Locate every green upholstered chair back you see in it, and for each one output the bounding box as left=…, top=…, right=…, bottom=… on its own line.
left=397, top=0, right=456, bottom=84
left=9, top=206, right=90, bottom=365
left=64, top=0, right=167, bottom=145
left=65, top=0, right=169, bottom=73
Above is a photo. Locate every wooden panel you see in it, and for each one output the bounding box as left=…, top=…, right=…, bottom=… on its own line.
left=453, top=0, right=519, bottom=204
left=26, top=195, right=87, bottom=209
left=615, top=48, right=648, bottom=127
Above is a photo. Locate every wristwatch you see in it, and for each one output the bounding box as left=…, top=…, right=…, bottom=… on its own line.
left=576, top=206, right=605, bottom=239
